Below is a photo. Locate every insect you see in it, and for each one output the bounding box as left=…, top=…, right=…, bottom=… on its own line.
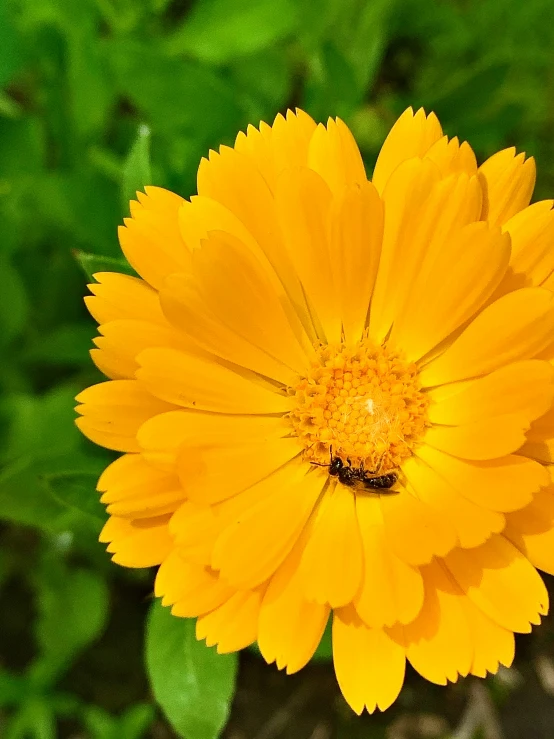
left=312, top=450, right=398, bottom=493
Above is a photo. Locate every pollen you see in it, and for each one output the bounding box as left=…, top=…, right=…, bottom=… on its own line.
left=288, top=337, right=429, bottom=473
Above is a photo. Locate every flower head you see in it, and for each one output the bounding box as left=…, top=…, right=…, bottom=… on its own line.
left=76, top=107, right=554, bottom=714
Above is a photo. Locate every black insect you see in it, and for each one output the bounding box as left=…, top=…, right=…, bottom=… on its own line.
left=362, top=471, right=398, bottom=490
left=312, top=451, right=398, bottom=493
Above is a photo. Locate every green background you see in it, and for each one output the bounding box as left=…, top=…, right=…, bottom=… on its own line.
left=2, top=0, right=554, bottom=736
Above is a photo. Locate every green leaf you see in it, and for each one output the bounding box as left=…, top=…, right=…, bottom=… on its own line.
left=0, top=457, right=68, bottom=530
left=33, top=565, right=109, bottom=687
left=229, top=49, right=292, bottom=119
left=83, top=706, right=117, bottom=739
left=122, top=124, right=152, bottom=213
left=0, top=669, right=31, bottom=708
left=311, top=618, right=332, bottom=661
left=109, top=40, right=245, bottom=142
left=0, top=117, right=45, bottom=177
left=4, top=699, right=56, bottom=739
left=119, top=703, right=156, bottom=739
left=341, top=0, right=393, bottom=91
left=146, top=601, right=238, bottom=739
left=23, top=323, right=97, bottom=366
left=2, top=385, right=84, bottom=463
left=45, top=471, right=107, bottom=527
left=48, top=692, right=81, bottom=718
left=168, top=0, right=298, bottom=64
left=0, top=2, right=23, bottom=87
left=0, top=252, right=29, bottom=346
left=66, top=8, right=113, bottom=137
left=0, top=386, right=110, bottom=531
left=303, top=42, right=362, bottom=120
left=424, top=61, right=511, bottom=126
left=74, top=250, right=137, bottom=281
left=39, top=171, right=122, bottom=257
left=0, top=451, right=108, bottom=534
left=83, top=703, right=155, bottom=739
left=0, top=90, right=22, bottom=119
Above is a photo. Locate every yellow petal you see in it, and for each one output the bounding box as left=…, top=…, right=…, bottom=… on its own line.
left=136, top=347, right=292, bottom=414
left=155, top=551, right=234, bottom=616
left=370, top=158, right=484, bottom=347
left=505, top=487, right=554, bottom=576
left=389, top=222, right=510, bottom=361
left=525, top=403, right=554, bottom=444
left=119, top=186, right=190, bottom=288
left=427, top=360, right=554, bottom=425
left=462, top=598, right=515, bottom=678
left=99, top=513, right=172, bottom=567
left=234, top=109, right=317, bottom=193
left=298, top=483, right=363, bottom=608
left=89, top=347, right=132, bottom=381
left=98, top=453, right=183, bottom=518
left=372, top=107, right=442, bottom=195
left=402, top=454, right=505, bottom=548
left=368, top=158, right=440, bottom=344
left=189, top=229, right=312, bottom=378
left=415, top=444, right=548, bottom=513
left=169, top=471, right=288, bottom=566
left=179, top=194, right=317, bottom=344
left=137, top=410, right=288, bottom=472
left=230, top=121, right=273, bottom=187
left=196, top=146, right=275, bottom=248
left=354, top=495, right=424, bottom=627
left=540, top=270, right=554, bottom=291
left=178, top=189, right=317, bottom=339
left=384, top=172, right=483, bottom=348
left=212, top=461, right=324, bottom=589
left=424, top=135, right=477, bottom=177
left=160, top=272, right=311, bottom=386
left=258, top=535, right=330, bottom=674
left=177, top=435, right=303, bottom=505
left=401, top=559, right=472, bottom=685
left=85, top=272, right=165, bottom=326
left=520, top=438, right=554, bottom=464
left=380, top=486, right=457, bottom=565
left=328, top=181, right=383, bottom=344
left=274, top=167, right=341, bottom=342
left=169, top=501, right=219, bottom=565
left=308, top=118, right=367, bottom=195
left=500, top=200, right=554, bottom=291
left=332, top=607, right=406, bottom=715
left=423, top=414, right=531, bottom=460
left=479, top=148, right=536, bottom=228
left=179, top=194, right=261, bottom=256
left=75, top=380, right=176, bottom=452
left=444, top=535, right=548, bottom=633
left=196, top=146, right=312, bottom=329
left=419, top=287, right=554, bottom=387
left=196, top=589, right=263, bottom=653
left=269, top=109, right=318, bottom=175
left=93, top=318, right=191, bottom=379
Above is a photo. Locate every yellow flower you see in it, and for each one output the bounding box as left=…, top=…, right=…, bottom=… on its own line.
left=76, top=107, right=554, bottom=714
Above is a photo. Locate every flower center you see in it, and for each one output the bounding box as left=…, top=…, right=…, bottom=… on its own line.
left=288, top=337, right=429, bottom=473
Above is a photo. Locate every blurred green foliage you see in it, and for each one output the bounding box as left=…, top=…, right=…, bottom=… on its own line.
left=2, top=0, right=554, bottom=736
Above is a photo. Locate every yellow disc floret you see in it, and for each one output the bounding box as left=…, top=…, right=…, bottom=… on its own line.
left=288, top=336, right=429, bottom=473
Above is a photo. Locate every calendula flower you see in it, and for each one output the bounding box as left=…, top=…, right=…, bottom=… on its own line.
left=76, top=107, right=554, bottom=714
